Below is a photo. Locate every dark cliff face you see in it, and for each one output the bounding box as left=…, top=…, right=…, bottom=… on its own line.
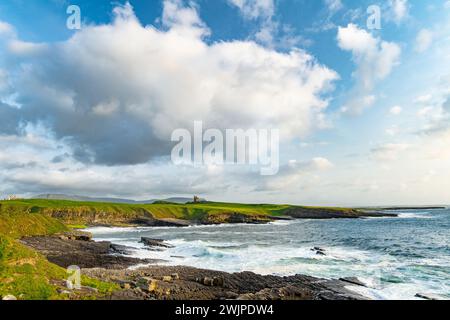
left=283, top=207, right=397, bottom=219
left=42, top=207, right=152, bottom=225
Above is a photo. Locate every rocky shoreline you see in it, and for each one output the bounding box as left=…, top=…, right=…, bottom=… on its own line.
left=85, top=265, right=368, bottom=300
left=20, top=231, right=368, bottom=300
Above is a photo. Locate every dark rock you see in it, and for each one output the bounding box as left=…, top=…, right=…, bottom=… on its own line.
left=110, top=243, right=134, bottom=255
left=311, top=247, right=326, bottom=255
left=284, top=207, right=397, bottom=219
left=415, top=293, right=442, bottom=300
left=20, top=236, right=158, bottom=269
left=83, top=266, right=368, bottom=301
left=133, top=217, right=193, bottom=227
left=140, top=237, right=174, bottom=249
left=59, top=231, right=93, bottom=241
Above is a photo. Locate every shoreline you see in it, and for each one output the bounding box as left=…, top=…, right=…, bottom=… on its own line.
left=20, top=231, right=368, bottom=300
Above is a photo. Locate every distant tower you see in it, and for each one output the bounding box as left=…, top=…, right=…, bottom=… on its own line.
left=193, top=196, right=200, bottom=203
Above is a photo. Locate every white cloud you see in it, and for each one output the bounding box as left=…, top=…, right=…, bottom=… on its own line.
left=389, top=0, right=409, bottom=24
left=414, top=94, right=432, bottom=104
left=389, top=105, right=403, bottom=115
left=385, top=125, right=399, bottom=136
left=325, top=0, right=343, bottom=14
left=415, top=29, right=434, bottom=53
left=7, top=39, right=47, bottom=56
left=337, top=24, right=401, bottom=114
left=0, top=1, right=338, bottom=166
left=371, top=143, right=410, bottom=161
left=0, top=69, right=8, bottom=92
left=228, top=0, right=274, bottom=20
left=255, top=157, right=334, bottom=191
left=0, top=21, right=14, bottom=36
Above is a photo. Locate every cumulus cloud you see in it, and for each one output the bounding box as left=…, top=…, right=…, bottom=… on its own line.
left=254, top=157, right=334, bottom=191
left=228, top=0, right=303, bottom=49
left=1, top=1, right=337, bottom=166
left=228, top=0, right=274, bottom=20
left=325, top=0, right=343, bottom=14
left=389, top=105, right=403, bottom=115
left=388, top=0, right=409, bottom=24
left=418, top=95, right=450, bottom=134
left=415, top=29, right=434, bottom=53
left=337, top=24, right=401, bottom=114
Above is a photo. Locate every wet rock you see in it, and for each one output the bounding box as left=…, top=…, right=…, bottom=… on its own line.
left=339, top=277, right=367, bottom=287
left=110, top=243, right=134, bottom=255
left=311, top=247, right=326, bottom=256
left=415, top=293, right=442, bottom=300
left=20, top=236, right=157, bottom=269
left=140, top=237, right=174, bottom=249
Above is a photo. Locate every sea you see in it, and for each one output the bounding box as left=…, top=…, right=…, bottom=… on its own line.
left=87, top=208, right=450, bottom=300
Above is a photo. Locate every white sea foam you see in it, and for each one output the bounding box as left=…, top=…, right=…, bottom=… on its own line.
left=89, top=213, right=450, bottom=300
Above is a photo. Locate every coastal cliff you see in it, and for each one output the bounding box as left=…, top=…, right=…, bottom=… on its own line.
left=0, top=199, right=395, bottom=300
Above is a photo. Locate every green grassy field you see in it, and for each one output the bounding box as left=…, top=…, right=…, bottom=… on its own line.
left=0, top=199, right=356, bottom=224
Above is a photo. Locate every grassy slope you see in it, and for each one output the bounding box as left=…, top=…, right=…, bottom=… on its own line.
left=0, top=202, right=118, bottom=300
left=0, top=199, right=357, bottom=224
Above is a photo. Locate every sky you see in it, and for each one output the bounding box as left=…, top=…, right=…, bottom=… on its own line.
left=0, top=0, right=449, bottom=206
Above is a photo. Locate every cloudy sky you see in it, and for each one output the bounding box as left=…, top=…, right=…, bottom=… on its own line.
left=0, top=0, right=449, bottom=206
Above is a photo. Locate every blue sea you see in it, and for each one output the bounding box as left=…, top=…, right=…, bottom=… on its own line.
left=88, top=208, right=450, bottom=300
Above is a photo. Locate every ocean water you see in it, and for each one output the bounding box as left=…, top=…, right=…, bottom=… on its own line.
left=87, top=208, right=450, bottom=300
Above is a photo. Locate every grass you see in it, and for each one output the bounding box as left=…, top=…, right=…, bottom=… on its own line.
left=0, top=201, right=121, bottom=300
left=0, top=235, right=118, bottom=300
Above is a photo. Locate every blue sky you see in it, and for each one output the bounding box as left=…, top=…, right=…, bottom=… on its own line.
left=0, top=0, right=449, bottom=205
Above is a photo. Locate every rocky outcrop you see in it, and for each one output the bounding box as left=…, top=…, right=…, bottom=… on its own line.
left=20, top=235, right=160, bottom=269
left=202, top=212, right=273, bottom=225
left=311, top=247, right=326, bottom=256
left=339, top=277, right=367, bottom=287
left=133, top=217, right=194, bottom=227
left=58, top=231, right=93, bottom=241
left=84, top=266, right=368, bottom=301
left=140, top=237, right=174, bottom=249
left=284, top=207, right=397, bottom=219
